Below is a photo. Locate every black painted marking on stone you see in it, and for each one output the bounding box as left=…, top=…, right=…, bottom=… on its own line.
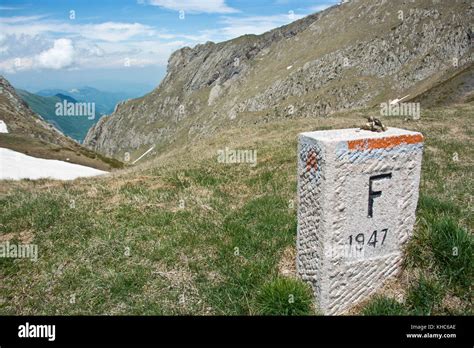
left=368, top=173, right=392, bottom=218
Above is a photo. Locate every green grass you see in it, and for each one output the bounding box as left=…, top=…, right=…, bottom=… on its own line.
left=362, top=296, right=407, bottom=316
left=429, top=218, right=473, bottom=290
left=254, top=277, right=314, bottom=315
left=0, top=151, right=299, bottom=314
left=404, top=196, right=473, bottom=303
left=363, top=276, right=448, bottom=316
left=363, top=276, right=445, bottom=316
left=406, top=276, right=444, bottom=315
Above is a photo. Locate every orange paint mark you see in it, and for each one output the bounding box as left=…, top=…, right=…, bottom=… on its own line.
left=347, top=134, right=423, bottom=151
left=306, top=149, right=318, bottom=173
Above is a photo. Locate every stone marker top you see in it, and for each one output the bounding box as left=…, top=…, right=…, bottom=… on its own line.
left=300, top=127, right=422, bottom=142
left=297, top=126, right=424, bottom=315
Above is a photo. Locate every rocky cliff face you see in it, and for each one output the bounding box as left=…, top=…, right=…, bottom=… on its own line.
left=84, top=0, right=474, bottom=160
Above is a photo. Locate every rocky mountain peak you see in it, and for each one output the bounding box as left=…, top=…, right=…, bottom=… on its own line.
left=84, top=0, right=473, bottom=161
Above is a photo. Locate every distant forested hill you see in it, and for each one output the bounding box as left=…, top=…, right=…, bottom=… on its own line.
left=16, top=87, right=132, bottom=142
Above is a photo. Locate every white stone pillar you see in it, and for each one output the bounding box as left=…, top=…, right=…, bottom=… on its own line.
left=297, top=127, right=424, bottom=315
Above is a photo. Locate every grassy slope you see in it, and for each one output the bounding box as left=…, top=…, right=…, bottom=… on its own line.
left=0, top=104, right=472, bottom=315
left=412, top=63, right=474, bottom=108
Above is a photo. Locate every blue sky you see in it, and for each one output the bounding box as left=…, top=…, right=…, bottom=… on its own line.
left=0, top=0, right=339, bottom=94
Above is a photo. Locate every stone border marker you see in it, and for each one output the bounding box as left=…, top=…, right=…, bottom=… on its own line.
left=297, top=127, right=424, bottom=315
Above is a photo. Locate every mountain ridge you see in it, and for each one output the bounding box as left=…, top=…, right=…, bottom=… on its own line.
left=84, top=0, right=473, bottom=161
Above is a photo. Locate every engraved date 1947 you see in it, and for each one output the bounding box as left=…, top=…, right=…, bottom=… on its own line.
left=348, top=228, right=388, bottom=250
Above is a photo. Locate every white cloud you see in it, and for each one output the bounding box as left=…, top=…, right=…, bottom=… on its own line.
left=36, top=38, right=74, bottom=69
left=0, top=56, right=31, bottom=72
left=0, top=14, right=203, bottom=73
left=145, top=0, right=239, bottom=14
left=0, top=6, right=312, bottom=73
left=78, top=22, right=156, bottom=42
left=308, top=2, right=338, bottom=13
left=0, top=38, right=74, bottom=72
left=0, top=18, right=157, bottom=43
left=0, top=6, right=25, bottom=10
left=201, top=13, right=306, bottom=41
left=75, top=39, right=186, bottom=69
left=0, top=15, right=47, bottom=23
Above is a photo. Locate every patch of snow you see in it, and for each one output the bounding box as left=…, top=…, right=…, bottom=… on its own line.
left=0, top=120, right=8, bottom=133
left=390, top=95, right=410, bottom=105
left=0, top=148, right=107, bottom=181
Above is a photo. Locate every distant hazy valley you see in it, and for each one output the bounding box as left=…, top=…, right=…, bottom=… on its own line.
left=16, top=87, right=135, bottom=142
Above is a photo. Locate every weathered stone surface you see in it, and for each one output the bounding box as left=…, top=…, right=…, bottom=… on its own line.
left=297, top=127, right=424, bottom=315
